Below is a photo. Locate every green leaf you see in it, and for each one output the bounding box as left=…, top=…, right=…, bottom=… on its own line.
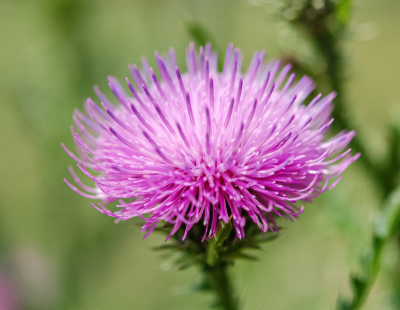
left=152, top=244, right=181, bottom=251
left=231, top=252, right=258, bottom=261
left=337, top=185, right=400, bottom=309
left=185, top=19, right=214, bottom=47
left=351, top=276, right=366, bottom=297
left=336, top=298, right=351, bottom=310
left=194, top=278, right=213, bottom=292
left=206, top=220, right=233, bottom=266
left=184, top=18, right=223, bottom=71
left=336, top=0, right=352, bottom=25
left=178, top=261, right=195, bottom=271
left=255, top=233, right=278, bottom=243
left=374, top=186, right=400, bottom=239
left=174, top=254, right=196, bottom=270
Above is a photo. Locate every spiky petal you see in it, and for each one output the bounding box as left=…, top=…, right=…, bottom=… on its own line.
left=64, top=43, right=359, bottom=240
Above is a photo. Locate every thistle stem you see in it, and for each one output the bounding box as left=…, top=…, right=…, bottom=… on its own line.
left=203, top=262, right=239, bottom=310
left=310, top=25, right=392, bottom=196
left=286, top=2, right=400, bottom=308
left=305, top=8, right=400, bottom=310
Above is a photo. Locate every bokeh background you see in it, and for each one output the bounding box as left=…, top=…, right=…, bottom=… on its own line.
left=0, top=0, right=399, bottom=309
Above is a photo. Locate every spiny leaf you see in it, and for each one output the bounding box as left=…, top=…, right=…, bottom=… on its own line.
left=174, top=254, right=196, bottom=269
left=194, top=278, right=213, bottom=292
left=254, top=233, right=278, bottom=243
left=231, top=252, right=258, bottom=261
left=153, top=226, right=173, bottom=236
left=152, top=244, right=181, bottom=251
left=224, top=242, right=260, bottom=255
left=178, top=261, right=195, bottom=271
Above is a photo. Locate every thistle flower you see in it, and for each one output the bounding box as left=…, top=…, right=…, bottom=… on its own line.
left=63, top=43, right=359, bottom=240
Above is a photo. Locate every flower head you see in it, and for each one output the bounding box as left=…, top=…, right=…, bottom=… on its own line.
left=63, top=43, right=359, bottom=240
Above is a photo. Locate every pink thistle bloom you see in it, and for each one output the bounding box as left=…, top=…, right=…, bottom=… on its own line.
left=63, top=43, right=359, bottom=240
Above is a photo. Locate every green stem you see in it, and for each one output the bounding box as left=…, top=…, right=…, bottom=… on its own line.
left=163, top=219, right=276, bottom=310
left=310, top=11, right=400, bottom=308
left=289, top=1, right=395, bottom=195
left=311, top=29, right=392, bottom=196
left=344, top=236, right=385, bottom=310
left=203, top=262, right=239, bottom=310
left=338, top=186, right=400, bottom=310
left=286, top=2, right=400, bottom=308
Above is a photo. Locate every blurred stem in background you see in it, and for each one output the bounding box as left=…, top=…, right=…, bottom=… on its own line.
left=47, top=0, right=95, bottom=95
left=44, top=1, right=130, bottom=309
left=33, top=0, right=400, bottom=308
left=286, top=0, right=399, bottom=196
left=336, top=186, right=400, bottom=310
left=186, top=0, right=400, bottom=308
left=184, top=19, right=224, bottom=71
left=155, top=219, right=277, bottom=310
left=278, top=0, right=400, bottom=309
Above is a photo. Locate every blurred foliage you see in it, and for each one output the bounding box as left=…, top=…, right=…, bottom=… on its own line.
left=185, top=19, right=217, bottom=50
left=338, top=186, right=400, bottom=309
left=280, top=0, right=400, bottom=196
left=274, top=0, right=400, bottom=308
left=0, top=0, right=399, bottom=309
left=185, top=19, right=224, bottom=70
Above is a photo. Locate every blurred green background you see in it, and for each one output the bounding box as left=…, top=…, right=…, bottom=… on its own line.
left=0, top=0, right=399, bottom=309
